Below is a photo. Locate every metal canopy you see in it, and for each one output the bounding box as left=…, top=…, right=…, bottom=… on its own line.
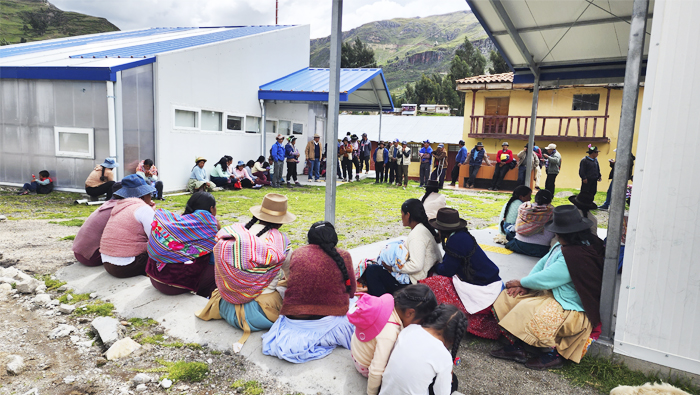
left=258, top=68, right=394, bottom=111
left=466, top=0, right=654, bottom=84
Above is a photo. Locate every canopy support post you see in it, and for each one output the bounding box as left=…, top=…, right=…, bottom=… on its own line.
left=324, top=0, right=343, bottom=224
left=259, top=99, right=266, bottom=157
left=370, top=78, right=383, bottom=142
left=524, top=74, right=540, bottom=188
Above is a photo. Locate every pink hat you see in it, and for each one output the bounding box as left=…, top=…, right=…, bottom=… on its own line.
left=347, top=293, right=394, bottom=342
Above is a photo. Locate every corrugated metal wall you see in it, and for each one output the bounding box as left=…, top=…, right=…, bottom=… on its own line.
left=0, top=79, right=109, bottom=189
left=614, top=0, right=700, bottom=375
left=121, top=64, right=155, bottom=176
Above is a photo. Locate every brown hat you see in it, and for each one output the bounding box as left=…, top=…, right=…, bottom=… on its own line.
left=429, top=208, right=468, bottom=231
left=545, top=205, right=593, bottom=234
left=313, top=134, right=321, bottom=138
left=568, top=193, right=598, bottom=211
left=249, top=193, right=296, bottom=224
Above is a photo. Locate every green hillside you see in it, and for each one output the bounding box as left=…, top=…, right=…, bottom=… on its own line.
left=310, top=11, right=492, bottom=91
left=0, top=0, right=119, bottom=45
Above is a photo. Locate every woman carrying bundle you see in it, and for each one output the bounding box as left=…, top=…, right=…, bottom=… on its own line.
left=497, top=186, right=532, bottom=241
left=505, top=189, right=555, bottom=257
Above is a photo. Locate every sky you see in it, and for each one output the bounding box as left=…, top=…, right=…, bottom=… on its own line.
left=50, top=0, right=470, bottom=39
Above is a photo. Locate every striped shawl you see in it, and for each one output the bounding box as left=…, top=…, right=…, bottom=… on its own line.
left=515, top=203, right=554, bottom=237
left=148, top=209, right=218, bottom=271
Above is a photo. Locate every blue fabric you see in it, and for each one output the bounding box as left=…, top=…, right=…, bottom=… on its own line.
left=377, top=240, right=411, bottom=285
left=271, top=142, right=286, bottom=162
left=309, top=159, right=320, bottom=180
left=285, top=143, right=296, bottom=160
left=219, top=299, right=274, bottom=332
left=262, top=315, right=355, bottom=363
left=519, top=244, right=585, bottom=312
left=190, top=166, right=208, bottom=181
left=373, top=148, right=389, bottom=164
left=469, top=148, right=486, bottom=166
left=455, top=146, right=468, bottom=164
left=505, top=238, right=551, bottom=258
left=433, top=230, right=501, bottom=285
left=419, top=146, right=433, bottom=163
left=23, top=181, right=38, bottom=192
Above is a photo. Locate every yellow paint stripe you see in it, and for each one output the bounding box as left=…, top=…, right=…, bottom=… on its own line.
left=479, top=244, right=513, bottom=255
left=486, top=225, right=499, bottom=230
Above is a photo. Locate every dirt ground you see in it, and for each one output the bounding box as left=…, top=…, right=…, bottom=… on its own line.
left=0, top=219, right=601, bottom=395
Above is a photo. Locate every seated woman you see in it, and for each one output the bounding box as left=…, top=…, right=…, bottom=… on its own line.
left=85, top=158, right=119, bottom=200
left=252, top=156, right=271, bottom=185
left=231, top=160, right=256, bottom=188
left=421, top=180, right=446, bottom=220
left=505, top=189, right=555, bottom=258
left=146, top=192, right=220, bottom=297
left=262, top=221, right=357, bottom=363
left=187, top=157, right=216, bottom=193
left=498, top=185, right=531, bottom=242
left=569, top=192, right=599, bottom=235
left=490, top=205, right=605, bottom=370
left=19, top=170, right=54, bottom=195
left=136, top=159, right=165, bottom=201
left=364, top=199, right=441, bottom=296
left=72, top=182, right=122, bottom=266
left=195, top=193, right=295, bottom=351
left=100, top=174, right=156, bottom=278
left=419, top=207, right=503, bottom=340
left=244, top=160, right=260, bottom=184
left=210, top=156, right=235, bottom=189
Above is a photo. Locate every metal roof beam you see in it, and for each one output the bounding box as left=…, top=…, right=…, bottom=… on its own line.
left=489, top=0, right=539, bottom=76
left=491, top=14, right=653, bottom=36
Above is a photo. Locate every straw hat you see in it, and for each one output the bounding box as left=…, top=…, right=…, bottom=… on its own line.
left=194, top=156, right=207, bottom=164
left=249, top=193, right=296, bottom=224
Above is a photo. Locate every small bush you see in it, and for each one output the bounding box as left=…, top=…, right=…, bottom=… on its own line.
left=185, top=343, right=203, bottom=351
left=146, top=359, right=208, bottom=383
left=60, top=235, right=76, bottom=240
left=231, top=380, right=264, bottom=395
left=73, top=301, right=114, bottom=317
left=58, top=291, right=90, bottom=304
left=127, top=317, right=158, bottom=328
left=48, top=219, right=85, bottom=227
left=36, top=274, right=66, bottom=290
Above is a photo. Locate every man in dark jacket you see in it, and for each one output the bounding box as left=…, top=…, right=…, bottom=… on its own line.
left=465, top=142, right=491, bottom=188
left=578, top=145, right=602, bottom=195
left=373, top=142, right=389, bottom=183
left=599, top=150, right=635, bottom=210
left=358, top=133, right=372, bottom=175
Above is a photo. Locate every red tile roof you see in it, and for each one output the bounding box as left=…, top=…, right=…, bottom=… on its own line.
left=456, top=72, right=513, bottom=84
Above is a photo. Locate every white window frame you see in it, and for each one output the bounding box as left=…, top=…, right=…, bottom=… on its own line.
left=292, top=122, right=304, bottom=135
left=245, top=115, right=262, bottom=134
left=54, top=126, right=94, bottom=159
left=278, top=120, right=292, bottom=136
left=224, top=113, right=246, bottom=133
left=200, top=109, right=224, bottom=132
left=173, top=106, right=200, bottom=131
left=265, top=118, right=279, bottom=135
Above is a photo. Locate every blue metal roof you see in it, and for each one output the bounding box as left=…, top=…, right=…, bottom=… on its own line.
left=258, top=68, right=394, bottom=111
left=71, top=26, right=290, bottom=59
left=0, top=28, right=194, bottom=59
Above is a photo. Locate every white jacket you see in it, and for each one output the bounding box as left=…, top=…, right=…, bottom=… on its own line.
left=399, top=223, right=441, bottom=284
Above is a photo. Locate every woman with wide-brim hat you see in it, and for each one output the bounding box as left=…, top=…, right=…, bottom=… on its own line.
left=418, top=208, right=503, bottom=340
left=568, top=192, right=599, bottom=235
left=490, top=205, right=605, bottom=370
left=188, top=156, right=217, bottom=193
left=195, top=193, right=296, bottom=351
left=85, top=157, right=120, bottom=200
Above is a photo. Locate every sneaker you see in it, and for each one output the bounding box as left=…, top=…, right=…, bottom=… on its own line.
left=489, top=345, right=528, bottom=363
left=295, top=182, right=302, bottom=186
left=286, top=182, right=292, bottom=187
left=355, top=175, right=359, bottom=181
left=598, top=205, right=609, bottom=211
left=157, top=196, right=167, bottom=201
left=524, top=352, right=565, bottom=370
left=449, top=183, right=456, bottom=187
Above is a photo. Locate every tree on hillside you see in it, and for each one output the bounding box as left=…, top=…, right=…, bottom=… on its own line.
left=341, top=37, right=377, bottom=68
left=455, top=37, right=486, bottom=76
left=21, top=7, right=65, bottom=36
left=489, top=50, right=510, bottom=74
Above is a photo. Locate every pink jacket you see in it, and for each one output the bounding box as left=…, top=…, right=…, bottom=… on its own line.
left=100, top=198, right=153, bottom=257
left=72, top=199, right=119, bottom=258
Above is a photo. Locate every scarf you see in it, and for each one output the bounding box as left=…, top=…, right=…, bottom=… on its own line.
left=514, top=202, right=554, bottom=237
left=377, top=240, right=411, bottom=285
left=136, top=160, right=158, bottom=176
left=215, top=223, right=290, bottom=305
left=561, top=236, right=605, bottom=326
left=147, top=209, right=218, bottom=271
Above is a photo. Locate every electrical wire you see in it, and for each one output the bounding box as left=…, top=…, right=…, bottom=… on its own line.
left=538, top=2, right=592, bottom=63
left=583, top=0, right=652, bottom=35
left=524, top=0, right=553, bottom=62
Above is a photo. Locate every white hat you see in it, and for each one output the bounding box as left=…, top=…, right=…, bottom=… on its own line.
left=545, top=144, right=557, bottom=150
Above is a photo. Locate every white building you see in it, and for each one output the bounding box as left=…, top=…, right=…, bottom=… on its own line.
left=418, top=104, right=451, bottom=114
left=0, top=26, right=392, bottom=192
left=401, top=104, right=417, bottom=116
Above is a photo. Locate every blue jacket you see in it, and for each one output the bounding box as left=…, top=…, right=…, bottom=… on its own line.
left=419, top=146, right=433, bottom=164
left=433, top=230, right=501, bottom=286
left=284, top=143, right=298, bottom=160
left=359, top=138, right=372, bottom=158
left=271, top=142, right=285, bottom=162
left=373, top=147, right=389, bottom=164
left=455, top=146, right=468, bottom=164
left=469, top=147, right=486, bottom=167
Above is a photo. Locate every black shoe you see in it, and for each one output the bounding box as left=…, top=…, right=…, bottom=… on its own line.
left=355, top=175, right=359, bottom=181
left=524, top=352, right=565, bottom=370
left=157, top=196, right=166, bottom=201
left=490, top=345, right=528, bottom=363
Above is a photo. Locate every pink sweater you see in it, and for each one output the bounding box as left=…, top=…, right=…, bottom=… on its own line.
left=100, top=199, right=152, bottom=257
left=72, top=199, right=119, bottom=258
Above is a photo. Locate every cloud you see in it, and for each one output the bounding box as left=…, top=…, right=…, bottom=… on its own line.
left=50, top=0, right=469, bottom=38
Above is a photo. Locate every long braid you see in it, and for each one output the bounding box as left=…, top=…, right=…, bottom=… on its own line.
left=308, top=221, right=350, bottom=294
left=421, top=190, right=431, bottom=204
left=256, top=224, right=274, bottom=238
left=319, top=242, right=351, bottom=294
left=245, top=217, right=258, bottom=229
left=443, top=230, right=478, bottom=283
left=450, top=315, right=468, bottom=361
left=99, top=166, right=106, bottom=182
left=421, top=217, right=440, bottom=244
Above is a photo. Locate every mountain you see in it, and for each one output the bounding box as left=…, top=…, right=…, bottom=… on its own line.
left=309, top=11, right=493, bottom=92
left=0, top=0, right=119, bottom=45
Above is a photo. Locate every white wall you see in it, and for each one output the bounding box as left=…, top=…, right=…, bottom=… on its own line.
left=154, top=25, right=310, bottom=191
left=614, top=0, right=700, bottom=375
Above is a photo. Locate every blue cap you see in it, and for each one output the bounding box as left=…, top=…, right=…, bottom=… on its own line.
left=100, top=158, right=119, bottom=169
left=438, top=143, right=444, bottom=148
left=394, top=138, right=400, bottom=143
left=402, top=141, right=407, bottom=145
left=114, top=174, right=155, bottom=199
left=423, top=140, right=430, bottom=144
left=237, top=160, right=245, bottom=167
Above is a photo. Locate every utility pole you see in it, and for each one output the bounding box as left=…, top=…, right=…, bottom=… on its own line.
left=275, top=0, right=278, bottom=25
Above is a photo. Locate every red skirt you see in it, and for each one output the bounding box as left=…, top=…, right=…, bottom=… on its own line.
left=419, top=275, right=501, bottom=340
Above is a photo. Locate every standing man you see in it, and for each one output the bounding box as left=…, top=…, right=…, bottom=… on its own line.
left=396, top=141, right=411, bottom=190
left=350, top=134, right=361, bottom=181
left=532, top=145, right=543, bottom=189
left=383, top=141, right=392, bottom=182
left=430, top=143, right=448, bottom=188
left=305, top=133, right=322, bottom=182
left=599, top=150, right=635, bottom=210
left=489, top=142, right=514, bottom=191
left=578, top=145, right=601, bottom=196
left=373, top=142, right=389, bottom=184
left=450, top=140, right=468, bottom=187
left=339, top=137, right=354, bottom=182
left=418, top=140, right=433, bottom=187
left=359, top=133, right=372, bottom=175
left=285, top=136, right=301, bottom=187
left=542, top=143, right=562, bottom=194
left=270, top=134, right=286, bottom=188
left=516, top=144, right=539, bottom=187
left=388, top=139, right=400, bottom=185
left=465, top=142, right=491, bottom=188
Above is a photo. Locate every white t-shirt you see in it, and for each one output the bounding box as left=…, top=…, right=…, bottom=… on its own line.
left=379, top=325, right=453, bottom=395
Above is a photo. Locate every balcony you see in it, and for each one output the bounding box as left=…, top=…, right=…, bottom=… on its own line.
left=468, top=115, right=610, bottom=142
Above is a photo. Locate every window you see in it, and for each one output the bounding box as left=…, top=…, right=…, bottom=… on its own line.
left=292, top=123, right=303, bottom=135
left=175, top=109, right=198, bottom=128
left=201, top=110, right=222, bottom=131
left=227, top=115, right=243, bottom=131
left=448, top=144, right=460, bottom=152
left=265, top=120, right=277, bottom=134
left=279, top=120, right=291, bottom=136
left=572, top=94, right=600, bottom=111
left=54, top=127, right=94, bottom=159
left=245, top=116, right=260, bottom=133
left=409, top=143, right=421, bottom=161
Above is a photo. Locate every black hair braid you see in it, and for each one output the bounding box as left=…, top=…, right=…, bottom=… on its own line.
left=443, top=230, right=478, bottom=283
left=450, top=315, right=468, bottom=360
left=99, top=166, right=107, bottom=182
left=307, top=221, right=350, bottom=293
left=183, top=191, right=216, bottom=215
left=320, top=242, right=351, bottom=293
left=245, top=217, right=259, bottom=229
left=503, top=186, right=532, bottom=220
left=402, top=199, right=439, bottom=243
left=421, top=190, right=431, bottom=204
left=256, top=224, right=274, bottom=238
left=422, top=217, right=440, bottom=244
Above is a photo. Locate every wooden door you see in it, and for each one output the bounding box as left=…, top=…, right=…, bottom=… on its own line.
left=484, top=97, right=510, bottom=134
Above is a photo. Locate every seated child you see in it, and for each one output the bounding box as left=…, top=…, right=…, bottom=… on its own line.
left=348, top=284, right=437, bottom=395
left=19, top=170, right=53, bottom=195
left=380, top=304, right=466, bottom=395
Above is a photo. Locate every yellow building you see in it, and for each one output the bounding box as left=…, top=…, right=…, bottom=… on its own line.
left=456, top=72, right=642, bottom=190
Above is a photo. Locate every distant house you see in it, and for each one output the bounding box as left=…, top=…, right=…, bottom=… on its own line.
left=419, top=104, right=450, bottom=115
left=401, top=104, right=417, bottom=116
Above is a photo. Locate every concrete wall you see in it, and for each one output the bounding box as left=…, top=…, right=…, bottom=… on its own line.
left=154, top=25, right=310, bottom=191
left=462, top=87, right=643, bottom=190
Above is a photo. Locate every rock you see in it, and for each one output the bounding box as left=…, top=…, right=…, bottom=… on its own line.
left=89, top=292, right=97, bottom=299
left=58, top=304, right=76, bottom=314
left=33, top=294, right=52, bottom=305
left=57, top=284, right=68, bottom=292
left=0, top=215, right=6, bottom=221
left=0, top=283, right=12, bottom=292
left=105, top=338, right=141, bottom=360
left=132, top=373, right=152, bottom=386
left=95, top=357, right=107, bottom=367
left=48, top=299, right=59, bottom=306
left=77, top=340, right=94, bottom=348
left=91, top=316, right=121, bottom=347
left=554, top=191, right=574, bottom=198
left=63, top=376, right=76, bottom=384
left=66, top=294, right=73, bottom=301
left=16, top=280, right=40, bottom=294
left=120, top=320, right=129, bottom=326
left=6, top=355, right=25, bottom=375
left=135, top=384, right=147, bottom=392
left=0, top=267, right=19, bottom=278
left=48, top=324, right=76, bottom=339
left=35, top=284, right=46, bottom=293
left=160, top=378, right=172, bottom=389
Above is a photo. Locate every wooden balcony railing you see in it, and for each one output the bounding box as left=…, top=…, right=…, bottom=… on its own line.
left=468, top=115, right=609, bottom=142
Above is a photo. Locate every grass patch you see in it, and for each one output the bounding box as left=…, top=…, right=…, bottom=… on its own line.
left=58, top=291, right=90, bottom=304
left=557, top=357, right=700, bottom=394
left=185, top=343, right=203, bottom=351
left=127, top=317, right=158, bottom=328
left=231, top=380, right=264, bottom=395
left=140, top=359, right=208, bottom=383
left=210, top=350, right=222, bottom=355
left=60, top=235, right=76, bottom=241
left=73, top=301, right=114, bottom=317
left=10, top=282, right=16, bottom=289
left=137, top=334, right=184, bottom=348
left=48, top=219, right=85, bottom=227
left=35, top=274, right=66, bottom=291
